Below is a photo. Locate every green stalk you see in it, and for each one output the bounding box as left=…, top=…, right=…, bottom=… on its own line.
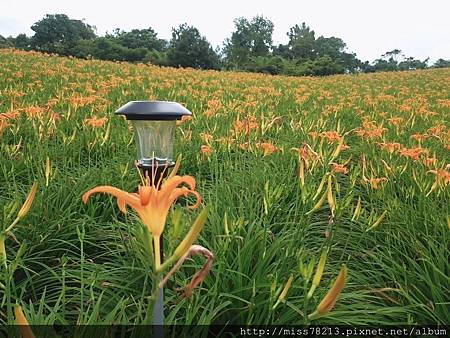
left=1, top=240, right=13, bottom=324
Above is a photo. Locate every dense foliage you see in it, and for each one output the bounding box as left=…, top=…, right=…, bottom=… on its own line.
left=0, top=50, right=449, bottom=327
left=1, top=14, right=448, bottom=76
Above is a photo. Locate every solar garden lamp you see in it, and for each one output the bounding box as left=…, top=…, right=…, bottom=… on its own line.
left=115, top=100, right=192, bottom=326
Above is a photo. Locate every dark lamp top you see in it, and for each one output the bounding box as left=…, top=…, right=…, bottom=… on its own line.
left=115, top=101, right=192, bottom=120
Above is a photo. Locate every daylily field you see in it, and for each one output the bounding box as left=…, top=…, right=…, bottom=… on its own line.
left=0, top=49, right=449, bottom=328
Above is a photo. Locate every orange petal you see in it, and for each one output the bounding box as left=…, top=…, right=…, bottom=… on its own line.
left=82, top=186, right=141, bottom=209
left=117, top=198, right=127, bottom=213
left=139, top=186, right=152, bottom=205
left=169, top=187, right=202, bottom=209
left=187, top=190, right=202, bottom=209
left=161, top=175, right=196, bottom=199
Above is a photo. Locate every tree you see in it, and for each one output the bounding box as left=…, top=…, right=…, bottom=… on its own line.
left=372, top=50, right=402, bottom=72
left=381, top=49, right=404, bottom=63
left=250, top=16, right=274, bottom=57
left=372, top=58, right=398, bottom=72
left=10, top=34, right=31, bottom=50
left=167, top=24, right=219, bottom=69
left=0, top=35, right=13, bottom=48
left=315, top=36, right=345, bottom=60
left=245, top=56, right=284, bottom=75
left=432, top=59, right=450, bottom=68
left=371, top=50, right=429, bottom=72
left=315, top=36, right=360, bottom=73
left=73, top=37, right=147, bottom=62
left=286, top=23, right=316, bottom=60
left=144, top=49, right=168, bottom=66
left=108, top=28, right=167, bottom=52
left=223, top=16, right=274, bottom=69
left=398, top=57, right=428, bottom=70
left=31, top=14, right=96, bottom=55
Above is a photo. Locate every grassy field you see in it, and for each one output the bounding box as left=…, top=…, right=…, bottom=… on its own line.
left=0, top=49, right=449, bottom=328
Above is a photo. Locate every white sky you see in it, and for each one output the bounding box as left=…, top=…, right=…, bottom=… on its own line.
left=1, top=0, right=449, bottom=62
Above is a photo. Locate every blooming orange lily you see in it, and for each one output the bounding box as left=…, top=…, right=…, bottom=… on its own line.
left=82, top=160, right=201, bottom=268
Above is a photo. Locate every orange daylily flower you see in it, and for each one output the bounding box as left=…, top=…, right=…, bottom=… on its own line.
left=399, top=147, right=428, bottom=161
left=291, top=143, right=321, bottom=171
left=331, top=163, right=349, bottom=174
left=82, top=162, right=201, bottom=267
left=427, top=169, right=450, bottom=186
left=410, top=133, right=429, bottom=142
left=0, top=111, right=21, bottom=120
left=354, top=120, right=387, bottom=139
left=291, top=143, right=320, bottom=161
left=256, top=142, right=281, bottom=156
left=176, top=114, right=192, bottom=126
left=239, top=142, right=250, bottom=150
left=320, top=131, right=342, bottom=143
left=24, top=105, right=46, bottom=119
left=0, top=120, right=10, bottom=134
left=387, top=117, right=404, bottom=126
left=233, top=115, right=258, bottom=135
left=427, top=124, right=446, bottom=138
left=200, top=145, right=213, bottom=155
left=84, top=116, right=108, bottom=128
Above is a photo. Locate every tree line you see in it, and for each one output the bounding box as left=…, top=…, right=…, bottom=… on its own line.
left=1, top=14, right=449, bottom=76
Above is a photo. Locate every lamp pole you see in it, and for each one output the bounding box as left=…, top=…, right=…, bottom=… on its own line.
left=114, top=101, right=192, bottom=328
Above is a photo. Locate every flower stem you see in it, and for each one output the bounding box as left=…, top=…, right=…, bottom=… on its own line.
left=153, top=235, right=161, bottom=269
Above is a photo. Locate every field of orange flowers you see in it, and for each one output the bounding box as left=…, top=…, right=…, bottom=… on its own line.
left=0, top=48, right=449, bottom=329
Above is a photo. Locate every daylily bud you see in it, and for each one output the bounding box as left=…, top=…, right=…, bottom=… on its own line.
left=307, top=250, right=328, bottom=299
left=17, top=182, right=38, bottom=220
left=14, top=304, right=35, bottom=338
left=307, top=188, right=327, bottom=215
left=366, top=210, right=387, bottom=231
left=223, top=212, right=229, bottom=236
left=298, top=159, right=305, bottom=187
left=0, top=234, right=6, bottom=264
left=309, top=264, right=347, bottom=319
left=45, top=157, right=51, bottom=187
left=4, top=182, right=38, bottom=235
left=273, top=275, right=294, bottom=310
left=329, top=137, right=345, bottom=162
left=351, top=197, right=362, bottom=221
left=313, top=173, right=329, bottom=201
left=327, top=176, right=336, bottom=217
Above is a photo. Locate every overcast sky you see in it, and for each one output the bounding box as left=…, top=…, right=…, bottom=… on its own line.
left=1, top=0, right=449, bottom=62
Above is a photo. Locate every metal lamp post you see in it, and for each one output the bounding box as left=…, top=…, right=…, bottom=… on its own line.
left=115, top=100, right=192, bottom=326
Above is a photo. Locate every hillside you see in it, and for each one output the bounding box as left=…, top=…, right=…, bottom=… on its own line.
left=0, top=49, right=449, bottom=327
